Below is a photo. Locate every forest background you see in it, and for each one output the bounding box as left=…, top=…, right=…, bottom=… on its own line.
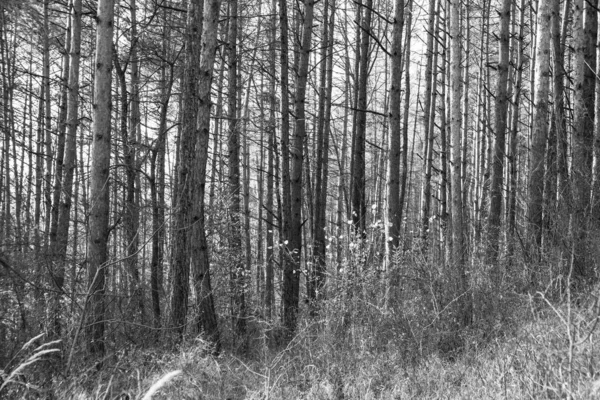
left=1, top=0, right=600, bottom=397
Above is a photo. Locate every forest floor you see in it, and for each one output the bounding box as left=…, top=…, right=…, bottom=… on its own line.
left=3, top=285, right=598, bottom=399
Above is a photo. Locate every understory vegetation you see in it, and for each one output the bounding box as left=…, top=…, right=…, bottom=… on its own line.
left=2, top=248, right=599, bottom=400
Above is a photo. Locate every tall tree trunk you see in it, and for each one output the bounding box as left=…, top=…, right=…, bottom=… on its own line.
left=419, top=0, right=438, bottom=242
left=556, top=0, right=570, bottom=203
left=284, top=0, right=314, bottom=334
left=170, top=0, right=204, bottom=338
left=50, top=7, right=71, bottom=253
left=487, top=0, right=511, bottom=267
left=450, top=0, right=471, bottom=328
left=572, top=0, right=597, bottom=282
left=191, top=0, right=222, bottom=351
left=398, top=0, right=412, bottom=253
left=439, top=5, right=449, bottom=263
left=351, top=0, right=372, bottom=236
left=42, top=0, right=53, bottom=250
left=386, top=0, right=405, bottom=256
left=150, top=67, right=171, bottom=330
left=149, top=4, right=174, bottom=330
left=548, top=0, right=569, bottom=246
left=87, top=0, right=114, bottom=358
left=507, top=0, right=526, bottom=258
left=127, top=0, right=143, bottom=324
left=265, top=0, right=278, bottom=320
left=311, top=0, right=336, bottom=308
left=527, top=0, right=552, bottom=262
left=226, top=0, right=246, bottom=337
left=310, top=0, right=330, bottom=307
left=50, top=0, right=81, bottom=340
left=594, top=6, right=600, bottom=223
left=278, top=0, right=293, bottom=322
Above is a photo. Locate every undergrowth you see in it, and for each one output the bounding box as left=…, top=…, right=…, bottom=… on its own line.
left=2, top=253, right=600, bottom=399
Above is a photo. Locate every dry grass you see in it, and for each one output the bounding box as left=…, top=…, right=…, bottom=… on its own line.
left=3, top=257, right=600, bottom=399
left=4, top=290, right=584, bottom=399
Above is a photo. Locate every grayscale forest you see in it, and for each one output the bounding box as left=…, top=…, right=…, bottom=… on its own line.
left=1, top=0, right=600, bottom=398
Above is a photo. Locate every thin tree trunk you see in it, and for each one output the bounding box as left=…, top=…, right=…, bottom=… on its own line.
left=528, top=0, right=552, bottom=269
left=42, top=0, right=53, bottom=250
left=398, top=0, right=412, bottom=254
left=284, top=0, right=314, bottom=334
left=191, top=0, right=222, bottom=351
left=507, top=0, right=526, bottom=258
left=351, top=0, right=372, bottom=236
left=127, top=0, right=143, bottom=324
left=487, top=0, right=511, bottom=266
left=50, top=7, right=71, bottom=253
left=419, top=0, right=438, bottom=242
left=386, top=0, right=405, bottom=256
left=226, top=0, right=246, bottom=337
left=265, top=0, right=278, bottom=320
left=87, top=0, right=114, bottom=358
left=50, top=0, right=81, bottom=340
left=311, top=0, right=336, bottom=308
left=450, top=0, right=471, bottom=328
left=149, top=5, right=174, bottom=331
left=571, top=0, right=597, bottom=282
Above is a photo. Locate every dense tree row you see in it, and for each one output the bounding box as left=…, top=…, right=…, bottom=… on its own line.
left=1, top=0, right=599, bottom=365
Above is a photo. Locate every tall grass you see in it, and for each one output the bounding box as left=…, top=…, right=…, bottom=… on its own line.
left=4, top=249, right=599, bottom=399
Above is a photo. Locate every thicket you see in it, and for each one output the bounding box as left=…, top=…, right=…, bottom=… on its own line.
left=2, top=239, right=599, bottom=399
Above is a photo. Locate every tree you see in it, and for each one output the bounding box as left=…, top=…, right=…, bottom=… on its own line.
left=278, top=0, right=292, bottom=324
left=386, top=0, right=405, bottom=255
left=226, top=0, right=246, bottom=336
left=169, top=0, right=203, bottom=338
left=450, top=0, right=470, bottom=328
left=284, top=0, right=315, bottom=334
left=149, top=2, right=175, bottom=330
left=419, top=0, right=438, bottom=244
left=487, top=0, right=511, bottom=266
left=571, top=0, right=597, bottom=282
left=507, top=0, right=526, bottom=258
left=351, top=0, right=372, bottom=236
left=190, top=0, right=223, bottom=351
left=265, top=0, right=278, bottom=320
left=527, top=0, right=552, bottom=260
left=50, top=0, right=82, bottom=339
left=310, top=0, right=336, bottom=307
left=547, top=0, right=569, bottom=243
left=87, top=0, right=114, bottom=357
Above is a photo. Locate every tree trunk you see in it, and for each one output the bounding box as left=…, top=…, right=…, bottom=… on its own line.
left=50, top=0, right=81, bottom=340
left=42, top=0, right=52, bottom=251
left=351, top=0, right=372, bottom=236
left=226, top=0, right=246, bottom=337
left=487, top=0, right=511, bottom=267
left=507, top=0, right=526, bottom=259
left=547, top=0, right=569, bottom=246
left=284, top=0, right=314, bottom=334
left=191, top=0, right=222, bottom=351
left=450, top=0, right=471, bottom=328
left=49, top=7, right=71, bottom=254
left=571, top=0, right=597, bottom=283
left=527, top=0, right=552, bottom=262
left=87, top=0, right=114, bottom=358
left=419, top=0, right=438, bottom=243
left=311, top=0, right=336, bottom=308
left=264, top=0, right=278, bottom=320
left=169, top=0, right=204, bottom=338
left=386, top=0, right=405, bottom=256
left=127, top=0, right=143, bottom=324
left=399, top=0, right=412, bottom=255
left=149, top=4, right=174, bottom=331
